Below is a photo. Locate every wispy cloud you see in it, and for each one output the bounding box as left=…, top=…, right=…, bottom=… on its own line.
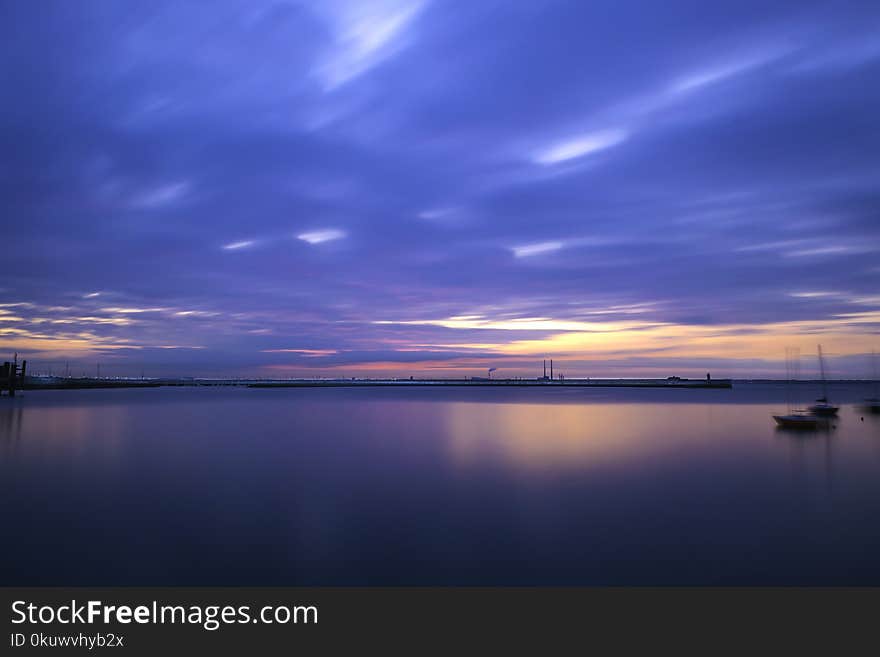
left=297, top=229, right=346, bottom=244
left=313, top=0, right=426, bottom=89
left=131, top=181, right=190, bottom=209
left=789, top=290, right=841, bottom=298
left=222, top=240, right=257, bottom=251
left=262, top=348, right=339, bottom=356
left=511, top=241, right=564, bottom=258
left=736, top=239, right=878, bottom=258
left=534, top=129, right=628, bottom=165
left=784, top=245, right=867, bottom=258
left=374, top=315, right=663, bottom=332
left=374, top=312, right=880, bottom=363
left=669, top=44, right=795, bottom=95
left=99, top=306, right=168, bottom=314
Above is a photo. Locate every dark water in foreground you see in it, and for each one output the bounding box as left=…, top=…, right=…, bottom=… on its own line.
left=2, top=383, right=880, bottom=585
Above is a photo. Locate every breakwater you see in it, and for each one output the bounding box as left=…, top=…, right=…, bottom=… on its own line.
left=17, top=377, right=733, bottom=390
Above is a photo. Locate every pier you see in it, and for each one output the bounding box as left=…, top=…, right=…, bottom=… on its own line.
left=11, top=376, right=733, bottom=391
left=248, top=377, right=734, bottom=389
left=9, top=357, right=734, bottom=391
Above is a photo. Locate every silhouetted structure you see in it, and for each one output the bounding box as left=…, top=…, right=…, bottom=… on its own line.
left=1, top=354, right=27, bottom=397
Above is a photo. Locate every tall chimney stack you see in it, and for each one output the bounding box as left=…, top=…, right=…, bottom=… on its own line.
left=543, top=360, right=546, bottom=379
left=550, top=360, right=553, bottom=380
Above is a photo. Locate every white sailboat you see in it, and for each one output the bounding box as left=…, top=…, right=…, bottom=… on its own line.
left=773, top=347, right=829, bottom=429
left=808, top=345, right=838, bottom=416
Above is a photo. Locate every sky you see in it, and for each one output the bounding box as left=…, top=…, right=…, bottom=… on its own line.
left=1, top=0, right=879, bottom=379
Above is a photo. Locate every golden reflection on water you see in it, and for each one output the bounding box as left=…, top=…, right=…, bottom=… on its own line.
left=446, top=402, right=723, bottom=470
left=3, top=391, right=877, bottom=486
left=444, top=400, right=877, bottom=475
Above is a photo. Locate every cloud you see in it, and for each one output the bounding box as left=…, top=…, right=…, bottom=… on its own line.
left=131, top=182, right=190, bottom=209
left=511, top=241, right=564, bottom=258
left=668, top=47, right=792, bottom=94
left=534, top=129, right=628, bottom=165
left=99, top=307, right=168, bottom=314
left=297, top=229, right=347, bottom=244
left=261, top=348, right=338, bottom=356
left=784, top=245, right=875, bottom=258
left=789, top=291, right=841, bottom=298
left=222, top=240, right=258, bottom=251
left=3, top=1, right=880, bottom=376
left=313, top=0, right=426, bottom=89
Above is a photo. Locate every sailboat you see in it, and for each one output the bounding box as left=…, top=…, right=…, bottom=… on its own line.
left=774, top=409, right=830, bottom=429
left=773, top=412, right=828, bottom=429
left=773, top=347, right=829, bottom=429
left=808, top=345, right=838, bottom=416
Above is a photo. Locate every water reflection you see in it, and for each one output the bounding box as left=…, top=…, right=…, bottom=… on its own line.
left=0, top=401, right=127, bottom=467
left=446, top=402, right=737, bottom=470
left=0, top=402, right=24, bottom=455
left=777, top=424, right=836, bottom=503
left=1, top=384, right=880, bottom=585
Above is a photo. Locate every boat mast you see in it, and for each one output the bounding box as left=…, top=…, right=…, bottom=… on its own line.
left=817, top=344, right=828, bottom=401
left=784, top=347, right=797, bottom=413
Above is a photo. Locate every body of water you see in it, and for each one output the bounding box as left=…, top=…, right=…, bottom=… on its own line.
left=2, top=383, right=879, bottom=584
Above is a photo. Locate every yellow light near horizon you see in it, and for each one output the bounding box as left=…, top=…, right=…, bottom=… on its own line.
left=374, top=312, right=880, bottom=363
left=0, top=335, right=136, bottom=358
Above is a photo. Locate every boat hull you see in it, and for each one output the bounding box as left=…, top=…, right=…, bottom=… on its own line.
left=773, top=414, right=827, bottom=429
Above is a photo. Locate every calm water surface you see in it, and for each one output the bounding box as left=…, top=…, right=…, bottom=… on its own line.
left=2, top=383, right=880, bottom=584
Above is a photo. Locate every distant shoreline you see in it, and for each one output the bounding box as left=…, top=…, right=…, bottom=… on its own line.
left=15, top=377, right=745, bottom=390
left=14, top=376, right=880, bottom=392
left=247, top=378, right=734, bottom=389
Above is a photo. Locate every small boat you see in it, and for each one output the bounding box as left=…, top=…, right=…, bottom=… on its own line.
left=809, top=398, right=839, bottom=416
left=773, top=412, right=829, bottom=429
left=774, top=347, right=831, bottom=429
left=807, top=345, right=838, bottom=416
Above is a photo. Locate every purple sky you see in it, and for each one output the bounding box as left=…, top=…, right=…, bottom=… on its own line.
left=2, top=0, right=879, bottom=378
